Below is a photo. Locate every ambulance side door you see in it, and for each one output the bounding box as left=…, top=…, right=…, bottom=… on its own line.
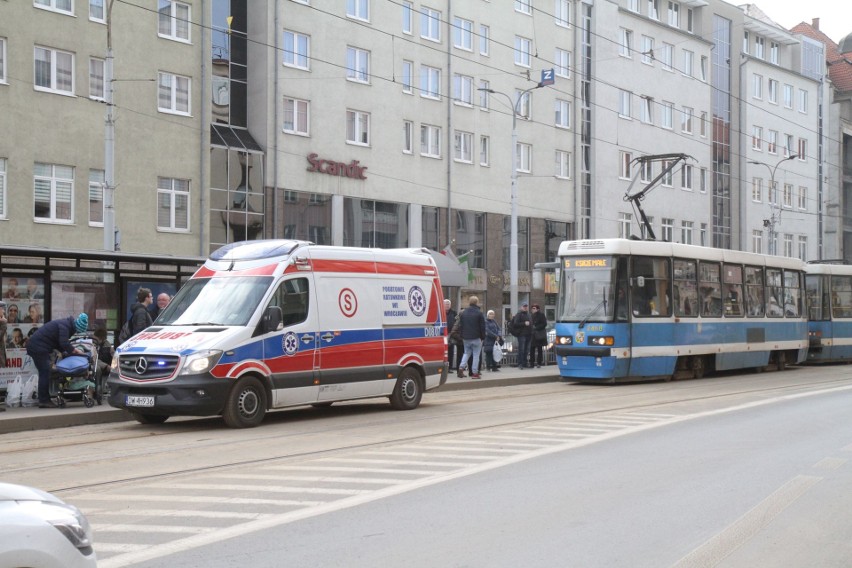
left=261, top=275, right=320, bottom=407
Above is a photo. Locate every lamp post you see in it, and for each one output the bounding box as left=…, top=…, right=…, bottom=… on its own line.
left=478, top=84, right=543, bottom=313
left=103, top=0, right=117, bottom=251
left=749, top=154, right=797, bottom=255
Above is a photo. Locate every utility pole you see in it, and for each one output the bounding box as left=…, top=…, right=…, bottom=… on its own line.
left=749, top=154, right=797, bottom=255
left=103, top=0, right=117, bottom=251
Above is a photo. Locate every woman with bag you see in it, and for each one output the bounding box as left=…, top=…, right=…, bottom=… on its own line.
left=529, top=304, right=549, bottom=368
left=484, top=310, right=503, bottom=372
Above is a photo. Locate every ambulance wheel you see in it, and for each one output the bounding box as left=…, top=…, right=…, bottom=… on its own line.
left=223, top=376, right=267, bottom=428
left=131, top=413, right=169, bottom=425
left=390, top=368, right=422, bottom=410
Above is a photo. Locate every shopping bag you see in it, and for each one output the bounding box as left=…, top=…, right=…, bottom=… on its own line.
left=492, top=343, right=504, bottom=362
left=5, top=376, right=22, bottom=408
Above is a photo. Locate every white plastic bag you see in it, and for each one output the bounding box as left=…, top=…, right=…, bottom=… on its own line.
left=5, top=376, right=22, bottom=408
left=492, top=343, right=504, bottom=362
left=20, top=373, right=38, bottom=407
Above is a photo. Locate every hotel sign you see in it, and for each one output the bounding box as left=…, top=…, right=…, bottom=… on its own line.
left=306, top=153, right=368, bottom=180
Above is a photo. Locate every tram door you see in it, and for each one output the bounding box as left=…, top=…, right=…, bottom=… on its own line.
left=629, top=257, right=673, bottom=377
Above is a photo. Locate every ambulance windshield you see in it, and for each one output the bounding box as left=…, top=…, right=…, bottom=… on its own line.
left=156, top=276, right=273, bottom=327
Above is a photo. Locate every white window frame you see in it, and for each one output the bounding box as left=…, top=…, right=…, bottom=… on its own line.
left=555, top=48, right=571, bottom=77
left=661, top=101, right=673, bottom=129
left=767, top=130, right=777, bottom=154
left=453, top=17, right=473, bottom=51
left=798, top=186, right=807, bottom=210
left=516, top=142, right=532, bottom=173
left=619, top=90, right=632, bottom=119
left=0, top=38, right=5, bottom=83
left=682, top=50, right=693, bottom=77
left=157, top=71, right=191, bottom=115
left=640, top=96, right=653, bottom=124
left=628, top=0, right=640, bottom=13
left=555, top=0, right=570, bottom=27
left=555, top=99, right=571, bottom=128
left=402, top=60, right=413, bottom=94
left=157, top=176, right=190, bottom=232
left=783, top=84, right=793, bottom=108
left=34, top=0, right=73, bottom=15
left=681, top=106, right=693, bottom=134
left=681, top=164, right=693, bottom=190
left=798, top=138, right=807, bottom=161
left=515, top=0, right=532, bottom=15
left=346, top=109, right=370, bottom=146
left=753, top=73, right=762, bottom=99
left=420, top=7, right=441, bottom=42
left=89, top=57, right=105, bottom=100
left=782, top=183, right=793, bottom=209
left=403, top=120, right=413, bottom=154
left=34, top=46, right=74, bottom=95
left=420, top=65, right=440, bottom=100
left=346, top=0, right=369, bottom=22
left=89, top=0, right=106, bottom=23
left=0, top=158, right=6, bottom=219
left=798, top=235, right=807, bottom=261
left=158, top=0, right=191, bottom=43
left=681, top=221, right=694, bottom=244
left=454, top=130, right=473, bottom=163
left=480, top=135, right=490, bottom=166
left=798, top=89, right=808, bottom=113
left=555, top=150, right=571, bottom=179
left=402, top=1, right=412, bottom=34
left=661, top=161, right=673, bottom=187
left=752, top=177, right=762, bottom=202
left=641, top=161, right=652, bottom=183
left=662, top=218, right=674, bottom=242
left=648, top=0, right=660, bottom=20
left=784, top=134, right=794, bottom=158
left=768, top=79, right=778, bottom=104
left=619, top=212, right=632, bottom=239
left=661, top=43, right=673, bottom=71
left=516, top=90, right=531, bottom=119
left=619, top=151, right=632, bottom=180
left=34, top=162, right=74, bottom=223
left=283, top=30, right=310, bottom=70
left=700, top=56, right=708, bottom=81
left=88, top=169, right=104, bottom=226
left=420, top=124, right=441, bottom=158
left=641, top=36, right=654, bottom=65
left=700, top=111, right=707, bottom=137
left=752, top=126, right=763, bottom=151
left=619, top=29, right=632, bottom=58
left=752, top=230, right=762, bottom=254
left=770, top=41, right=779, bottom=64
left=480, top=25, right=490, bottom=56
left=667, top=1, right=679, bottom=27
left=755, top=36, right=765, bottom=60
left=515, top=36, right=532, bottom=67
left=452, top=73, right=473, bottom=106
left=479, top=79, right=490, bottom=109
left=283, top=96, right=309, bottom=135
left=346, top=46, right=370, bottom=83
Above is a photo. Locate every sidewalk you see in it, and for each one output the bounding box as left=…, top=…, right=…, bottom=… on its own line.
left=0, top=364, right=561, bottom=435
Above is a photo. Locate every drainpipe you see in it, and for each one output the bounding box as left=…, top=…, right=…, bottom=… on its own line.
left=445, top=0, right=453, bottom=250
left=273, top=0, right=280, bottom=238
left=199, top=0, right=208, bottom=256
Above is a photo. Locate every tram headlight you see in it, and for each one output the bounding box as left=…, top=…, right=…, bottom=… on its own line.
left=556, top=336, right=572, bottom=345
left=588, top=336, right=614, bottom=346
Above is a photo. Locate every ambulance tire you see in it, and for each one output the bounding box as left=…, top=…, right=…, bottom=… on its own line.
left=223, top=376, right=267, bottom=428
left=131, top=412, right=169, bottom=425
left=390, top=367, right=422, bottom=410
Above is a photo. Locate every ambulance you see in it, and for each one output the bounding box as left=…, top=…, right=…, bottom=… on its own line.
left=107, top=240, right=449, bottom=428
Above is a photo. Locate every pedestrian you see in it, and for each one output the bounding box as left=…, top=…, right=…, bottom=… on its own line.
left=510, top=302, right=532, bottom=369
left=0, top=302, right=8, bottom=369
left=130, top=287, right=154, bottom=336
left=25, top=312, right=88, bottom=408
left=149, top=292, right=171, bottom=320
left=91, top=326, right=114, bottom=380
left=444, top=299, right=462, bottom=371
left=529, top=304, right=548, bottom=368
left=484, top=309, right=503, bottom=372
left=457, top=296, right=486, bottom=379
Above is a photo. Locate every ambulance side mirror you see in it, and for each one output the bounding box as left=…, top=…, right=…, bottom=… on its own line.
left=263, top=306, right=283, bottom=333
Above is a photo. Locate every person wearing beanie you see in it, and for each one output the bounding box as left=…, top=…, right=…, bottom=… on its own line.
left=25, top=314, right=85, bottom=408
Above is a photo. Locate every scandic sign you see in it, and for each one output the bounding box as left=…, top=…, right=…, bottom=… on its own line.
left=306, top=153, right=368, bottom=180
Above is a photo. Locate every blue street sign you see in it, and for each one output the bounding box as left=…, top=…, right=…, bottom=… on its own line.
left=540, top=68, right=555, bottom=86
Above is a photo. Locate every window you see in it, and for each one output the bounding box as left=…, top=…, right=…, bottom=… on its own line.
left=420, top=124, right=441, bottom=157
left=783, top=183, right=793, bottom=208
left=770, top=41, right=779, bottom=64
left=798, top=89, right=808, bottom=113
left=346, top=110, right=370, bottom=146
left=673, top=260, right=697, bottom=316
left=641, top=160, right=652, bottom=182
left=480, top=25, right=490, bottom=56
left=661, top=218, right=674, bottom=242
left=768, top=178, right=776, bottom=204
left=619, top=28, right=632, bottom=58
left=784, top=134, right=794, bottom=158
left=555, top=150, right=571, bottom=179
left=453, top=17, right=473, bottom=50
left=640, top=96, right=653, bottom=124
left=555, top=0, right=570, bottom=26
left=403, top=120, right=413, bottom=154
left=454, top=131, right=473, bottom=163
left=661, top=160, right=673, bottom=187
left=752, top=126, right=762, bottom=150
left=680, top=221, right=694, bottom=244
left=667, top=1, right=679, bottom=27
left=0, top=38, right=5, bottom=83
left=0, top=158, right=6, bottom=219
left=783, top=84, right=793, bottom=108
left=420, top=65, right=440, bottom=99
left=158, top=71, right=190, bottom=114
left=89, top=57, right=104, bottom=100
left=157, top=176, right=190, bottom=231
left=402, top=60, right=413, bottom=93
left=618, top=212, right=632, bottom=238
left=619, top=151, right=632, bottom=179
left=34, top=46, right=74, bottom=95
left=347, top=0, right=369, bottom=21
left=752, top=231, right=763, bottom=254
left=515, top=0, right=532, bottom=14
left=681, top=164, right=693, bottom=190
left=619, top=90, right=632, bottom=119
left=628, top=0, right=639, bottom=12
left=555, top=99, right=571, bottom=128
left=743, top=31, right=750, bottom=54
left=34, top=0, right=72, bottom=15
left=90, top=0, right=105, bottom=22
left=420, top=7, right=441, bottom=42
left=516, top=90, right=531, bottom=118
left=699, top=111, right=707, bottom=137
left=768, top=130, right=777, bottom=154
left=283, top=97, right=309, bottom=135
left=752, top=177, right=762, bottom=202
left=798, top=236, right=808, bottom=261
left=346, top=47, right=370, bottom=83
left=641, top=36, right=654, bottom=65
left=753, top=74, right=762, bottom=99
left=681, top=106, right=693, bottom=134
left=798, top=186, right=807, bottom=210
left=402, top=1, right=412, bottom=34
left=555, top=48, right=571, bottom=77
left=798, top=138, right=807, bottom=161
left=158, top=1, right=191, bottom=42
left=686, top=7, right=694, bottom=33
left=755, top=36, right=765, bottom=59
left=700, top=56, right=708, bottom=81
left=89, top=169, right=104, bottom=225
left=661, top=101, right=673, bottom=129
left=34, top=162, right=74, bottom=223
left=479, top=79, right=489, bottom=109
left=768, top=79, right=778, bottom=103
left=515, top=36, right=532, bottom=67
left=698, top=261, right=722, bottom=317
left=480, top=136, right=490, bottom=166
left=283, top=31, right=310, bottom=70
left=700, top=168, right=707, bottom=192
left=682, top=50, right=693, bottom=76
left=516, top=143, right=532, bottom=173
left=783, top=234, right=793, bottom=258
left=648, top=0, right=660, bottom=19
left=452, top=74, right=473, bottom=105
left=661, top=43, right=673, bottom=71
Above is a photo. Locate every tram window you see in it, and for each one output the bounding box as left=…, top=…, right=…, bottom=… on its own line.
left=673, top=259, right=697, bottom=317
left=698, top=261, right=722, bottom=317
left=766, top=268, right=784, bottom=317
left=831, top=275, right=852, bottom=318
left=805, top=275, right=827, bottom=321
left=783, top=270, right=801, bottom=317
left=631, top=256, right=671, bottom=317
left=722, top=264, right=743, bottom=317
left=744, top=266, right=765, bottom=317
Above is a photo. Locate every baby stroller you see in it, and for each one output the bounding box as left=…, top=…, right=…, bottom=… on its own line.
left=50, top=335, right=102, bottom=408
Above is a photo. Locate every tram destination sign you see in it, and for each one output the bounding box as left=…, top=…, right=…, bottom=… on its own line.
left=563, top=257, right=610, bottom=268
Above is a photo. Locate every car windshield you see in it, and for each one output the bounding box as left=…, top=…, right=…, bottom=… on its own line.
left=556, top=264, right=617, bottom=322
left=156, top=276, right=273, bottom=327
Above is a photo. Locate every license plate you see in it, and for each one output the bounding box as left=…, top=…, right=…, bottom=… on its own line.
left=126, top=395, right=155, bottom=407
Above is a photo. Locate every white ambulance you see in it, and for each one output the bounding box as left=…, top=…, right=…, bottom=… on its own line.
left=107, top=240, right=449, bottom=427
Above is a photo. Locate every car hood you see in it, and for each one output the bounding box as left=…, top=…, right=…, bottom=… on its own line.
left=0, top=482, right=62, bottom=503
left=116, top=325, right=244, bottom=356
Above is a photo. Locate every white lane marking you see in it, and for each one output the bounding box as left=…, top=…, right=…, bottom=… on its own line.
left=462, top=435, right=548, bottom=447
left=93, top=523, right=215, bottom=534
left=74, top=494, right=324, bottom=507
left=154, top=483, right=362, bottom=496
left=98, top=383, right=852, bottom=568
left=328, top=457, right=472, bottom=467
left=415, top=444, right=519, bottom=454
left=96, top=509, right=272, bottom=520
left=264, top=465, right=439, bottom=475
left=672, top=475, right=822, bottom=568
left=94, top=543, right=149, bottom=553
left=812, top=457, right=847, bottom=471
left=357, top=450, right=487, bottom=461
left=210, top=473, right=412, bottom=485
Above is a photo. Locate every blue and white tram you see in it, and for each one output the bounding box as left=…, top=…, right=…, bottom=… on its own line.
left=804, top=262, right=852, bottom=363
left=552, top=239, right=808, bottom=383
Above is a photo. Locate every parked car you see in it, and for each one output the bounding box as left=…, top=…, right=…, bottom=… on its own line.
left=0, top=482, right=96, bottom=568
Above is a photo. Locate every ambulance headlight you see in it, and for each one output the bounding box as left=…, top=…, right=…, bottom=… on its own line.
left=588, top=336, right=614, bottom=346
left=180, top=350, right=224, bottom=375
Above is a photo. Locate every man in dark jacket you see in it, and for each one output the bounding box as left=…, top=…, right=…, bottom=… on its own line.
left=26, top=312, right=88, bottom=408
left=511, top=303, right=532, bottom=369
left=457, top=296, right=486, bottom=379
left=528, top=304, right=548, bottom=368
left=444, top=299, right=461, bottom=371
left=130, top=287, right=154, bottom=336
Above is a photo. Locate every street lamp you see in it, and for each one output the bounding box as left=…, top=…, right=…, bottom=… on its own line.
left=749, top=154, right=797, bottom=255
left=104, top=0, right=117, bottom=251
left=478, top=84, right=543, bottom=313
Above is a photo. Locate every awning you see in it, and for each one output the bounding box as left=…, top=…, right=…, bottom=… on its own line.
left=428, top=250, right=469, bottom=287
left=210, top=124, right=264, bottom=154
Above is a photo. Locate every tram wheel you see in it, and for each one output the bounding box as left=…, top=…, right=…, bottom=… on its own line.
left=775, top=351, right=787, bottom=372
left=690, top=356, right=705, bottom=380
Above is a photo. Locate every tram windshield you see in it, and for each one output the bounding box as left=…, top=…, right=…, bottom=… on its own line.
left=556, top=257, right=619, bottom=322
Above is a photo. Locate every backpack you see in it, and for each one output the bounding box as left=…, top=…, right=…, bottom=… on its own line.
left=117, top=319, right=132, bottom=346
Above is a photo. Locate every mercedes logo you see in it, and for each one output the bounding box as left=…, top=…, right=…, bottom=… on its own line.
left=135, top=357, right=148, bottom=374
